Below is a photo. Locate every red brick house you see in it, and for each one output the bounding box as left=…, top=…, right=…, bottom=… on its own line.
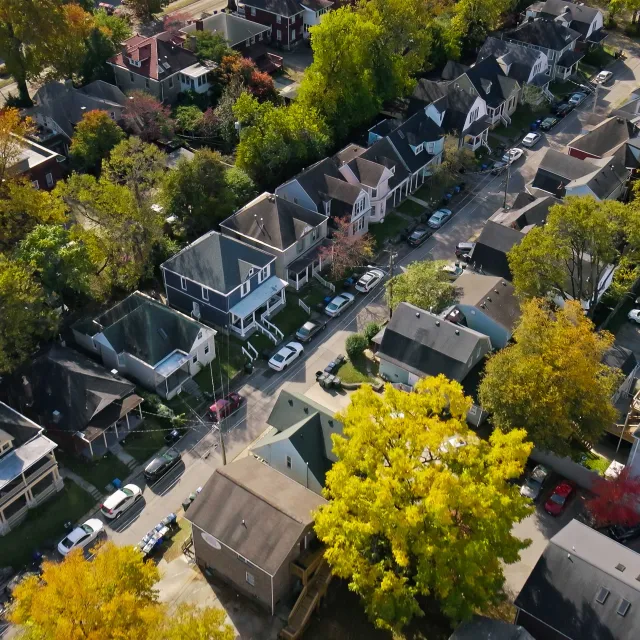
left=238, top=0, right=305, bottom=50
left=567, top=117, right=637, bottom=161
left=11, top=135, right=64, bottom=191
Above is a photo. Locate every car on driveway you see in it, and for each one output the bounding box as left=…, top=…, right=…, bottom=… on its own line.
left=540, top=116, right=560, bottom=131
left=555, top=102, right=574, bottom=117
left=208, top=392, right=243, bottom=422
left=455, top=241, right=475, bottom=258
left=407, top=226, right=430, bottom=247
left=520, top=464, right=550, bottom=501
left=268, top=341, right=304, bottom=371
left=544, top=481, right=574, bottom=516
left=522, top=132, right=542, bottom=147
left=628, top=309, right=640, bottom=323
left=502, top=148, right=524, bottom=163
left=568, top=92, right=587, bottom=106
left=295, top=319, right=327, bottom=343
left=58, top=519, right=104, bottom=556
left=144, top=448, right=181, bottom=483
left=441, top=263, right=465, bottom=280
left=595, top=70, right=613, bottom=84
left=427, top=208, right=453, bottom=229
left=324, top=292, right=355, bottom=317
left=607, top=524, right=640, bottom=543
left=490, top=160, right=507, bottom=175
left=100, top=484, right=142, bottom=519
left=355, top=268, right=384, bottom=292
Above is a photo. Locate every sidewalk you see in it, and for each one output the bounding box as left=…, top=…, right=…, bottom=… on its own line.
left=59, top=468, right=103, bottom=502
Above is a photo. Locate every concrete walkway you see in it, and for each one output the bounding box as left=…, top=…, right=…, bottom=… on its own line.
left=111, top=443, right=138, bottom=471
left=59, top=468, right=103, bottom=502
left=406, top=194, right=430, bottom=207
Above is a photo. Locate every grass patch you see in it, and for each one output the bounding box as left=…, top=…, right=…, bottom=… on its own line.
left=273, top=299, right=310, bottom=338
left=336, top=355, right=379, bottom=384
left=496, top=107, right=547, bottom=140
left=578, top=61, right=599, bottom=80
left=369, top=212, right=409, bottom=249
left=583, top=45, right=616, bottom=69
left=396, top=198, right=426, bottom=218
left=121, top=417, right=171, bottom=464
left=162, top=518, right=192, bottom=563
left=570, top=442, right=611, bottom=476
left=193, top=333, right=247, bottom=395
left=0, top=483, right=95, bottom=568
left=246, top=332, right=275, bottom=357
left=56, top=451, right=131, bottom=493
left=298, top=282, right=332, bottom=309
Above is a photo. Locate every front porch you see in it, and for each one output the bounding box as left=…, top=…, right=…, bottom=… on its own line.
left=462, top=127, right=489, bottom=151
left=154, top=352, right=192, bottom=400
left=287, top=240, right=332, bottom=290
left=555, top=50, right=584, bottom=80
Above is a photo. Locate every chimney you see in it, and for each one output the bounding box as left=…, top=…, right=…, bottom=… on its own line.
left=195, top=19, right=204, bottom=31
left=435, top=320, right=440, bottom=327
left=64, top=78, right=73, bottom=89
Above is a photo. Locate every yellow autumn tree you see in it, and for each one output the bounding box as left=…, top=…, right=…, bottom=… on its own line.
left=0, top=108, right=35, bottom=184
left=314, top=377, right=533, bottom=632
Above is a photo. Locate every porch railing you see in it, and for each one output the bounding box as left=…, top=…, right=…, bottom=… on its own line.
left=242, top=342, right=258, bottom=362
left=500, top=112, right=511, bottom=126
left=261, top=317, right=283, bottom=341
left=298, top=298, right=311, bottom=315
left=255, top=322, right=279, bottom=345
left=313, top=272, right=335, bottom=293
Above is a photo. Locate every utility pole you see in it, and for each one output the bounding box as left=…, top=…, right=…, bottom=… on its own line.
left=387, top=251, right=397, bottom=319
left=209, top=360, right=226, bottom=466
left=503, top=158, right=511, bottom=209
left=592, top=82, right=599, bottom=115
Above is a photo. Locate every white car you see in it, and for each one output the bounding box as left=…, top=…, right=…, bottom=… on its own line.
left=628, top=309, right=640, bottom=324
left=595, top=70, right=613, bottom=84
left=522, top=132, right=541, bottom=147
left=268, top=342, right=304, bottom=371
left=568, top=92, right=587, bottom=106
left=100, top=484, right=142, bottom=519
left=324, top=292, right=355, bottom=317
left=58, top=518, right=104, bottom=557
left=442, top=263, right=465, bottom=280
left=427, top=208, right=453, bottom=229
left=502, top=148, right=524, bottom=164
left=355, top=269, right=384, bottom=293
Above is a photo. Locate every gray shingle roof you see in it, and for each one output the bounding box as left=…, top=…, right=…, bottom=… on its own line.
left=569, top=118, right=637, bottom=158
left=241, top=0, right=304, bottom=16
left=0, top=402, right=42, bottom=447
left=506, top=19, right=581, bottom=51
left=387, top=109, right=444, bottom=172
left=346, top=157, right=387, bottom=187
left=409, top=80, right=478, bottom=133
left=557, top=48, right=584, bottom=67
left=360, top=138, right=410, bottom=190
left=180, top=12, right=271, bottom=46
left=464, top=57, right=520, bottom=108
left=537, top=0, right=600, bottom=24
left=450, top=615, right=534, bottom=640
left=471, top=221, right=524, bottom=279
left=162, top=231, right=274, bottom=293
left=455, top=273, right=520, bottom=331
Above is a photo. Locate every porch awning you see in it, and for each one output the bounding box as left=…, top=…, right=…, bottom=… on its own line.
left=557, top=50, right=584, bottom=69
left=463, top=116, right=490, bottom=137
left=588, top=29, right=608, bottom=44
left=530, top=72, right=551, bottom=88
left=83, top=393, right=144, bottom=439
left=288, top=239, right=332, bottom=275
left=229, top=276, right=287, bottom=319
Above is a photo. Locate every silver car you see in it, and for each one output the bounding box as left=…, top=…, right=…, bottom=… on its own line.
left=324, top=292, right=355, bottom=317
left=427, top=209, right=453, bottom=229
left=520, top=464, right=550, bottom=501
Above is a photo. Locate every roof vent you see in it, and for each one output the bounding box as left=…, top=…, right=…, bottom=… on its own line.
left=328, top=420, right=333, bottom=428
left=52, top=410, right=61, bottom=424
left=494, top=289, right=500, bottom=294
left=435, top=320, right=440, bottom=326
left=617, top=599, right=631, bottom=617
left=110, top=369, right=118, bottom=376
left=502, top=281, right=507, bottom=286
left=455, top=329, right=460, bottom=335
left=288, top=399, right=293, bottom=406
left=595, top=587, right=610, bottom=604
left=487, top=296, right=492, bottom=302
left=616, top=563, right=626, bottom=572
left=416, top=312, right=420, bottom=318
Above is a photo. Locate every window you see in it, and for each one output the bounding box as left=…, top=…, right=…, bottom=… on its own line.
left=276, top=14, right=282, bottom=23
left=32, top=180, right=39, bottom=189
left=180, top=276, right=187, bottom=290
left=311, top=228, right=318, bottom=241
left=250, top=6, right=256, bottom=15
left=204, top=345, right=210, bottom=355
left=130, top=73, right=134, bottom=83
left=45, top=173, right=54, bottom=188
left=353, top=216, right=365, bottom=234
left=246, top=572, right=255, bottom=586
left=296, top=239, right=305, bottom=254
left=241, top=280, right=250, bottom=297
left=469, top=107, right=479, bottom=123
left=202, top=287, right=209, bottom=301
left=192, top=355, right=198, bottom=364
left=277, top=30, right=282, bottom=40
left=354, top=197, right=366, bottom=215
left=168, top=77, right=173, bottom=88
left=109, top=111, right=116, bottom=120
left=286, top=455, right=292, bottom=468
left=371, top=188, right=377, bottom=198
left=290, top=15, right=295, bottom=23
left=414, top=143, right=423, bottom=154
left=291, top=28, right=296, bottom=40
left=427, top=142, right=435, bottom=154
left=258, top=267, right=268, bottom=283
left=197, top=331, right=202, bottom=339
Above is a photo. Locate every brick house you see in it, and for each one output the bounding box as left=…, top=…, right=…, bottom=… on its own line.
left=238, top=0, right=305, bottom=50
left=11, top=135, right=64, bottom=190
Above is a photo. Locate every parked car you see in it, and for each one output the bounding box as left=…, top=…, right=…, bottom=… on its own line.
left=568, top=92, right=587, bottom=106
left=520, top=465, right=550, bottom=501
left=490, top=160, right=507, bottom=175
left=268, top=342, right=304, bottom=371
left=540, top=116, right=560, bottom=131
left=98, top=2, right=115, bottom=13
left=100, top=484, right=142, bottom=519
left=442, top=262, right=465, bottom=280
left=57, top=519, right=104, bottom=556
left=427, top=208, right=453, bottom=229
left=502, top=148, right=524, bottom=164
left=455, top=242, right=475, bottom=258
left=544, top=481, right=574, bottom=516
left=628, top=309, right=640, bottom=323
left=295, top=319, right=327, bottom=342
left=208, top=392, right=243, bottom=422
left=324, top=292, right=355, bottom=317
left=607, top=524, right=640, bottom=542
left=144, top=448, right=181, bottom=483
left=407, top=226, right=430, bottom=247
left=522, top=132, right=542, bottom=147
left=555, top=102, right=574, bottom=117
left=595, top=70, right=613, bottom=84
left=355, top=268, right=385, bottom=293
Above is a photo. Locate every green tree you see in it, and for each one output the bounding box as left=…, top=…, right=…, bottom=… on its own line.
left=175, top=105, right=205, bottom=134
left=93, top=8, right=131, bottom=46
left=122, top=91, right=175, bottom=142
left=234, top=93, right=330, bottom=187
left=224, top=166, right=257, bottom=209
left=161, top=604, right=235, bottom=640
left=213, top=76, right=246, bottom=152
left=508, top=196, right=639, bottom=317
left=127, top=0, right=169, bottom=21
left=190, top=30, right=235, bottom=63
left=80, top=9, right=131, bottom=83
left=315, top=377, right=532, bottom=631
left=0, top=254, right=59, bottom=374
left=386, top=260, right=458, bottom=313
left=15, top=224, right=95, bottom=300
left=69, top=110, right=124, bottom=173
left=0, top=108, right=35, bottom=184
left=479, top=299, right=620, bottom=456
left=46, top=3, right=95, bottom=80
left=346, top=333, right=368, bottom=359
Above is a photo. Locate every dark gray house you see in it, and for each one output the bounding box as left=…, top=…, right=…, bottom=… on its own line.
left=450, top=615, right=534, bottom=640
left=161, top=231, right=285, bottom=341
left=469, top=221, right=524, bottom=280
left=515, top=519, right=640, bottom=640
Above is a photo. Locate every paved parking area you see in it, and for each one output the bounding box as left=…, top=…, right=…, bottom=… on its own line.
left=613, top=320, right=640, bottom=361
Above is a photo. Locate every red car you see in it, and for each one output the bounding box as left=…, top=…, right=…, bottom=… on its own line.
left=544, top=481, right=574, bottom=516
left=208, top=392, right=243, bottom=422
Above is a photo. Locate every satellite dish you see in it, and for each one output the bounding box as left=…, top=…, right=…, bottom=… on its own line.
left=201, top=532, right=221, bottom=550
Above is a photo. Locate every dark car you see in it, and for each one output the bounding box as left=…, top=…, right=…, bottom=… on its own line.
left=607, top=524, right=640, bottom=543
left=407, top=225, right=430, bottom=246
left=540, top=116, right=560, bottom=131
left=490, top=160, right=507, bottom=175
left=144, top=448, right=181, bottom=483
left=296, top=319, right=327, bottom=343
left=208, top=392, right=243, bottom=422
left=555, top=102, right=574, bottom=117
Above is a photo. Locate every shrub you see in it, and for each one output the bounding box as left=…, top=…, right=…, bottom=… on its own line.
left=346, top=333, right=368, bottom=360
left=363, top=321, right=381, bottom=343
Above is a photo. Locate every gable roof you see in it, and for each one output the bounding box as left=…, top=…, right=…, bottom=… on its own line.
left=455, top=273, right=520, bottom=331
left=536, top=0, right=600, bottom=24
left=221, top=193, right=327, bottom=252
left=463, top=57, right=520, bottom=108
left=379, top=303, right=490, bottom=381
left=240, top=0, right=304, bottom=16
left=569, top=117, right=637, bottom=158
left=387, top=109, right=445, bottom=172
left=515, top=519, right=640, bottom=640
left=565, top=147, right=628, bottom=199
left=442, top=60, right=470, bottom=81
left=162, top=231, right=273, bottom=293
left=490, top=193, right=560, bottom=230
left=471, top=221, right=524, bottom=280
left=506, top=19, right=581, bottom=51
left=603, top=344, right=637, bottom=377
left=346, top=157, right=387, bottom=187
left=478, top=38, right=543, bottom=84
left=410, top=80, right=480, bottom=133
left=186, top=456, right=326, bottom=574
left=180, top=12, right=271, bottom=46
left=360, top=138, right=410, bottom=190
left=532, top=147, right=597, bottom=195
left=0, top=402, right=43, bottom=447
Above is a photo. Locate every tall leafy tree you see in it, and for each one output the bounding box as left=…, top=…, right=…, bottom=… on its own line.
left=213, top=77, right=246, bottom=152
left=319, top=216, right=375, bottom=279
left=127, top=0, right=169, bottom=21
left=46, top=3, right=95, bottom=80
left=69, top=110, right=124, bottom=173
left=479, top=299, right=620, bottom=456
left=0, top=254, right=59, bottom=374
left=315, top=377, right=532, bottom=631
left=224, top=166, right=257, bottom=209
left=586, top=468, right=640, bottom=527
left=122, top=91, right=175, bottom=142
left=0, top=108, right=35, bottom=183
left=189, top=30, right=236, bottom=63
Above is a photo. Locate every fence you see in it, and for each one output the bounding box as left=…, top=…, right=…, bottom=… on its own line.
left=242, top=342, right=258, bottom=362
left=313, top=272, right=335, bottom=293
left=530, top=448, right=601, bottom=491
left=298, top=298, right=311, bottom=315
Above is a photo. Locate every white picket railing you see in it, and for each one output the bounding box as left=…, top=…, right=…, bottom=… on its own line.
left=313, top=272, right=335, bottom=293
left=261, top=317, right=283, bottom=341
left=255, top=322, right=279, bottom=344
left=298, top=298, right=311, bottom=315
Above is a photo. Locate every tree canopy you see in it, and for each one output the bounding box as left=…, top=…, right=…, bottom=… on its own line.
left=122, top=91, right=175, bottom=142
left=479, top=299, right=620, bottom=456
left=315, top=377, right=532, bottom=631
left=0, top=108, right=36, bottom=183
left=319, top=216, right=375, bottom=279
left=70, top=110, right=125, bottom=173
left=586, top=468, right=640, bottom=528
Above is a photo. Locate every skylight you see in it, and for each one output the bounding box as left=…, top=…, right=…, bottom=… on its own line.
left=595, top=587, right=609, bottom=604
left=617, top=599, right=631, bottom=617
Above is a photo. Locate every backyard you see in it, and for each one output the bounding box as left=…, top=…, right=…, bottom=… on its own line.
left=121, top=417, right=174, bottom=464
left=56, top=451, right=130, bottom=493
left=0, top=483, right=96, bottom=568
left=336, top=354, right=379, bottom=384
left=369, top=212, right=408, bottom=249
left=193, top=333, right=247, bottom=394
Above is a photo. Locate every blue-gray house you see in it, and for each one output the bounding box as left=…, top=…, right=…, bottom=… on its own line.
left=161, top=231, right=286, bottom=340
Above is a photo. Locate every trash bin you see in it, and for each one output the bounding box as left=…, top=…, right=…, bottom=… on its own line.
left=333, top=377, right=341, bottom=389
left=244, top=362, right=254, bottom=374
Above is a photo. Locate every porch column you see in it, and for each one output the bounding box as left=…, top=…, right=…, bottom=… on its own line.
left=138, top=404, right=142, bottom=420
left=296, top=271, right=299, bottom=289
left=240, top=315, right=244, bottom=334
left=103, top=430, right=108, bottom=451
left=113, top=421, right=119, bottom=439
left=126, top=412, right=130, bottom=431
left=281, top=288, right=286, bottom=304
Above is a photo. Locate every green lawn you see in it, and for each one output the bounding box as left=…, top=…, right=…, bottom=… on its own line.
left=570, top=442, right=611, bottom=476
left=395, top=198, right=425, bottom=218
left=369, top=212, right=408, bottom=249
left=0, top=483, right=96, bottom=568
left=194, top=333, right=247, bottom=394
left=273, top=299, right=311, bottom=337
left=582, top=45, right=616, bottom=69
left=56, top=451, right=131, bottom=493
left=496, top=107, right=547, bottom=140
left=336, top=355, right=379, bottom=384
left=121, top=417, right=172, bottom=464
left=298, top=282, right=332, bottom=309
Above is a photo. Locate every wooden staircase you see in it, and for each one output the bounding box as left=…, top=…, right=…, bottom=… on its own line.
left=280, top=561, right=333, bottom=640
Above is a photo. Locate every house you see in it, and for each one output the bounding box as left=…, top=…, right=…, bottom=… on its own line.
left=220, top=192, right=329, bottom=290
left=238, top=0, right=305, bottom=50
left=25, top=80, right=126, bottom=156
left=161, top=231, right=286, bottom=340
left=10, top=346, right=143, bottom=460
left=180, top=12, right=273, bottom=50
left=532, top=147, right=628, bottom=200
left=250, top=390, right=343, bottom=494
left=469, top=221, right=524, bottom=280
left=624, top=137, right=640, bottom=169
left=503, top=19, right=583, bottom=79
left=524, top=0, right=607, bottom=48
left=276, top=157, right=371, bottom=236
left=378, top=303, right=492, bottom=386
left=450, top=615, right=535, bottom=640
left=409, top=79, right=490, bottom=151
left=299, top=0, right=333, bottom=38
left=11, top=135, right=63, bottom=190
left=72, top=292, right=216, bottom=400
left=186, top=455, right=327, bottom=613
left=0, top=402, right=63, bottom=536
left=108, top=32, right=213, bottom=103
left=568, top=117, right=638, bottom=160
left=515, top=519, right=640, bottom=640
left=489, top=191, right=561, bottom=230
left=445, top=273, right=520, bottom=349
left=477, top=37, right=551, bottom=95
left=441, top=60, right=470, bottom=81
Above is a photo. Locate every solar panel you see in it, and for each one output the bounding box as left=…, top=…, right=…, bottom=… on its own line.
left=162, top=62, right=171, bottom=70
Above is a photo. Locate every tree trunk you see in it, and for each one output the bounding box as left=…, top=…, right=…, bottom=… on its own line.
left=5, top=22, right=32, bottom=106
left=15, top=76, right=31, bottom=106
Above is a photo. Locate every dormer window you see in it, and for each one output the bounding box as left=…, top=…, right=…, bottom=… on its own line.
left=413, top=143, right=424, bottom=155
left=390, top=166, right=396, bottom=175
left=127, top=58, right=141, bottom=68
left=427, top=142, right=435, bottom=154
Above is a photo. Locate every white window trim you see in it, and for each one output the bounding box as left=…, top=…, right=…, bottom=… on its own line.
left=180, top=276, right=187, bottom=291
left=241, top=281, right=250, bottom=297
left=202, top=287, right=209, bottom=301
left=246, top=571, right=255, bottom=586
left=45, top=173, right=54, bottom=187
left=286, top=455, right=292, bottom=468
